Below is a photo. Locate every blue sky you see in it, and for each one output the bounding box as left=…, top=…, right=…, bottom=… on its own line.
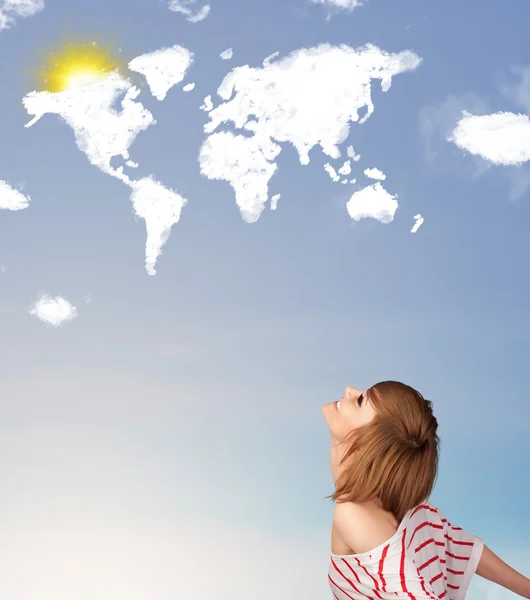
left=0, top=0, right=529, bottom=598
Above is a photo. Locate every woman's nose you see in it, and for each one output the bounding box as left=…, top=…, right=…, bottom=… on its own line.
left=345, top=385, right=362, bottom=397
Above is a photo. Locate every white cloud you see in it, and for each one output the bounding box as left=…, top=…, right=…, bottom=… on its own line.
left=199, top=131, right=280, bottom=223
left=0, top=0, right=44, bottom=30
left=200, top=43, right=421, bottom=223
left=270, top=193, right=280, bottom=210
left=23, top=72, right=155, bottom=185
left=411, top=213, right=423, bottom=233
left=338, top=160, right=351, bottom=175
left=29, top=293, right=77, bottom=327
left=346, top=182, right=398, bottom=223
left=23, top=60, right=191, bottom=275
left=263, top=51, right=279, bottom=67
left=448, top=111, right=530, bottom=166
left=129, top=176, right=187, bottom=276
left=220, top=48, right=233, bottom=60
left=347, top=145, right=361, bottom=161
left=309, top=0, right=364, bottom=12
left=167, top=0, right=210, bottom=22
left=182, top=82, right=195, bottom=92
left=364, top=167, right=386, bottom=180
left=200, top=95, right=213, bottom=111
left=0, top=179, right=30, bottom=210
left=128, top=45, right=193, bottom=101
left=324, top=163, right=340, bottom=182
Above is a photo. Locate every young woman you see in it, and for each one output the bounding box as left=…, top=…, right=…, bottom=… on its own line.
left=322, top=382, right=530, bottom=600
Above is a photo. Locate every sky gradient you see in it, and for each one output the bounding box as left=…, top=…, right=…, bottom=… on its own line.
left=0, top=0, right=529, bottom=598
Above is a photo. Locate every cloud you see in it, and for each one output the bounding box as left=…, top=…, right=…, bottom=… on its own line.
left=420, top=88, right=530, bottom=201
left=419, top=92, right=490, bottom=166
left=0, top=0, right=43, bottom=30
left=23, top=72, right=155, bottom=185
left=128, top=45, right=193, bottom=101
left=364, top=167, right=386, bottom=180
left=448, top=111, right=530, bottom=166
left=129, top=176, right=187, bottom=276
left=22, top=57, right=191, bottom=275
left=338, top=160, right=351, bottom=175
left=167, top=0, right=210, bottom=22
left=29, top=293, right=77, bottom=327
left=324, top=163, right=340, bottom=182
left=346, top=181, right=398, bottom=223
left=200, top=43, right=421, bottom=223
left=309, top=0, right=364, bottom=12
left=0, top=179, right=31, bottom=210
left=411, top=213, right=423, bottom=233
left=220, top=47, right=233, bottom=60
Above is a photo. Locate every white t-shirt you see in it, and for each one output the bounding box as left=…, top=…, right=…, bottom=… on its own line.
left=328, top=500, right=484, bottom=600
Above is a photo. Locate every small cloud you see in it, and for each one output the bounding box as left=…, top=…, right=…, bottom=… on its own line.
left=364, top=167, right=386, bottom=180
left=200, top=95, right=213, bottom=112
left=0, top=179, right=31, bottom=210
left=347, top=145, right=361, bottom=161
left=0, top=0, right=44, bottom=31
left=183, top=82, right=195, bottom=92
left=448, top=111, right=530, bottom=166
left=346, top=182, right=398, bottom=224
left=338, top=160, right=351, bottom=175
left=411, top=213, right=423, bottom=233
left=29, top=293, right=77, bottom=327
left=419, top=90, right=530, bottom=201
left=220, top=48, right=233, bottom=60
left=309, top=0, right=364, bottom=13
left=128, top=45, right=194, bottom=101
left=263, top=51, right=279, bottom=67
left=270, top=193, right=280, bottom=210
left=324, top=163, right=340, bottom=182
left=167, top=0, right=210, bottom=23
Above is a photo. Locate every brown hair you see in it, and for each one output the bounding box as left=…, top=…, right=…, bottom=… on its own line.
left=325, top=381, right=440, bottom=523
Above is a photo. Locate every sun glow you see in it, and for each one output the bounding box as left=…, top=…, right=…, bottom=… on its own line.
left=38, top=41, right=122, bottom=92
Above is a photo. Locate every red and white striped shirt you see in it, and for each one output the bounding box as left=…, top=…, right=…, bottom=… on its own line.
left=329, top=501, right=484, bottom=600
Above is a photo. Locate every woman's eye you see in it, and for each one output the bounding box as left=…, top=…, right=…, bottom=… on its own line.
left=357, top=394, right=363, bottom=406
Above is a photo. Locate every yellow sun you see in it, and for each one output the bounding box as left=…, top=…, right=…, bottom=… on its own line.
left=38, top=40, right=123, bottom=92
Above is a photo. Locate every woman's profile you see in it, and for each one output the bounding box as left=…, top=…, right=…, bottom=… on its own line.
left=322, top=382, right=530, bottom=600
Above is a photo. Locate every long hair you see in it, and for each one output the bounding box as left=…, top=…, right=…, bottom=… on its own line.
left=324, top=381, right=440, bottom=523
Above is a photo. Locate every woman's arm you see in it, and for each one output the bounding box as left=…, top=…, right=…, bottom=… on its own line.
left=476, top=544, right=530, bottom=599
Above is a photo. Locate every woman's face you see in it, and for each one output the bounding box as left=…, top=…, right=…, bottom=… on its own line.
left=322, top=385, right=377, bottom=442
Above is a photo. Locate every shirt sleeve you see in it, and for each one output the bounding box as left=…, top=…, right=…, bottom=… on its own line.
left=440, top=507, right=484, bottom=600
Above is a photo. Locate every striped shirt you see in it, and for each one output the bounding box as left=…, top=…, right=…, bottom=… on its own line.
left=329, top=501, right=484, bottom=600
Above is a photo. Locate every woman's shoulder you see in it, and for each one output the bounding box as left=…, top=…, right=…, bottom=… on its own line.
left=333, top=501, right=400, bottom=556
